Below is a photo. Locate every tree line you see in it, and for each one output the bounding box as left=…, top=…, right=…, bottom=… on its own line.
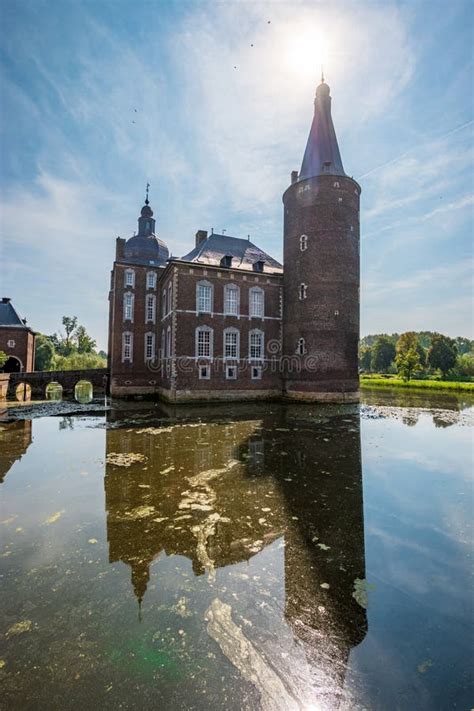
left=359, top=332, right=473, bottom=381
left=34, top=316, right=107, bottom=371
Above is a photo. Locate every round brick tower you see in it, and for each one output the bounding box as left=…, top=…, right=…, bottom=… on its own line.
left=282, top=78, right=361, bottom=402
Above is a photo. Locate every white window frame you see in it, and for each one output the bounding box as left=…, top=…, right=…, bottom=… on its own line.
left=249, top=287, right=264, bottom=318
left=223, top=327, right=240, bottom=360
left=300, top=234, right=308, bottom=251
left=124, top=269, right=135, bottom=288
left=146, top=293, right=156, bottom=323
left=199, top=364, right=211, bottom=380
left=196, top=280, right=213, bottom=314
left=122, top=331, right=133, bottom=362
left=167, top=283, right=172, bottom=314
left=224, top=283, right=240, bottom=315
left=299, top=283, right=307, bottom=300
left=146, top=271, right=156, bottom=289
left=123, top=291, right=134, bottom=322
left=249, top=329, right=264, bottom=361
left=226, top=364, right=237, bottom=380
left=297, top=337, right=306, bottom=355
left=7, top=339, right=15, bottom=348
left=166, top=325, right=172, bottom=358
left=144, top=332, right=155, bottom=361
left=251, top=365, right=262, bottom=380
left=195, top=325, right=213, bottom=359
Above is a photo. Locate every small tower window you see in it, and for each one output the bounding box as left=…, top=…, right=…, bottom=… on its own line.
left=300, top=234, right=308, bottom=251
left=146, top=294, right=156, bottom=323
left=338, top=197, right=343, bottom=203
left=297, top=337, right=306, bottom=355
left=299, top=284, right=307, bottom=300
left=125, top=269, right=135, bottom=287
left=147, top=271, right=156, bottom=289
left=145, top=332, right=155, bottom=361
left=122, top=332, right=133, bottom=362
left=333, top=181, right=340, bottom=188
left=123, top=292, right=134, bottom=321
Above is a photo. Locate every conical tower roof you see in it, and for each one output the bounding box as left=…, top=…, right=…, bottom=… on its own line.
left=299, top=78, right=346, bottom=179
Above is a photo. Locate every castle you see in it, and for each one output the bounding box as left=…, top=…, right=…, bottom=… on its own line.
left=108, top=78, right=360, bottom=402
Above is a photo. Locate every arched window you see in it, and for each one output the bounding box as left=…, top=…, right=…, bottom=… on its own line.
left=124, top=269, right=135, bottom=287
left=249, top=287, right=264, bottom=317
left=146, top=294, right=156, bottom=323
left=195, top=325, right=213, bottom=359
left=146, top=271, right=156, bottom=289
left=123, top=292, right=134, bottom=321
left=333, top=181, right=340, bottom=188
left=144, top=332, right=155, bottom=361
left=299, top=283, right=307, bottom=300
left=167, top=283, right=172, bottom=313
left=167, top=325, right=172, bottom=358
left=223, top=327, right=240, bottom=360
left=296, top=337, right=306, bottom=355
left=300, top=234, right=308, bottom=251
left=196, top=280, right=213, bottom=313
left=122, top=332, right=133, bottom=362
left=249, top=329, right=264, bottom=361
left=162, top=288, right=167, bottom=317
left=224, top=283, right=240, bottom=315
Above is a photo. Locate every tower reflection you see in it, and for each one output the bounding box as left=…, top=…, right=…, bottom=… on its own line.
left=104, top=403, right=366, bottom=705
left=0, top=419, right=33, bottom=484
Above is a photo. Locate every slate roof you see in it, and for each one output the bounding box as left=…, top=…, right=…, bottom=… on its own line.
left=299, top=81, right=346, bottom=180
left=120, top=233, right=169, bottom=266
left=179, top=233, right=283, bottom=274
left=0, top=298, right=30, bottom=329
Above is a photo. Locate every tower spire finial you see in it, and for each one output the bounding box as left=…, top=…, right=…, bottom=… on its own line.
left=145, top=182, right=150, bottom=205
left=321, top=65, right=325, bottom=83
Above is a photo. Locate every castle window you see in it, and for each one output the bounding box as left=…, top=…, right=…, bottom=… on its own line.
left=7, top=339, right=15, bottom=348
left=303, top=184, right=310, bottom=192
left=249, top=287, right=264, bottom=317
left=146, top=294, right=156, bottom=323
left=253, top=260, right=265, bottom=273
left=124, top=269, right=135, bottom=287
left=196, top=326, right=213, bottom=359
left=197, top=281, right=213, bottom=313
left=297, top=337, right=306, bottom=355
left=249, top=329, right=264, bottom=361
left=147, top=271, right=156, bottom=289
left=333, top=181, right=340, bottom=188
left=299, top=284, right=307, bottom=300
left=251, top=365, right=262, bottom=380
left=338, top=197, right=343, bottom=203
left=199, top=364, right=210, bottom=380
left=123, top=292, right=134, bottom=321
left=167, top=325, right=172, bottom=358
left=226, top=365, right=237, bottom=380
left=167, top=283, right=172, bottom=314
left=300, top=234, right=308, bottom=251
left=224, top=327, right=239, bottom=359
left=162, top=288, right=167, bottom=317
left=145, top=332, right=155, bottom=361
left=122, top=332, right=133, bottom=362
left=220, top=255, right=233, bottom=268
left=161, top=329, right=165, bottom=359
left=224, top=283, right=239, bottom=315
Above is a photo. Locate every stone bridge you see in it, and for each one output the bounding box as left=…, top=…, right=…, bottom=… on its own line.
left=0, top=369, right=109, bottom=401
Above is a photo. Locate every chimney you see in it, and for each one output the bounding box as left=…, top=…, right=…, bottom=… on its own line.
left=1, top=297, right=11, bottom=303
left=195, top=230, right=208, bottom=248
left=291, top=170, right=298, bottom=185
left=116, top=237, right=126, bottom=260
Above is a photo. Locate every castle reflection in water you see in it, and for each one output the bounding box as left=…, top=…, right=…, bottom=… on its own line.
left=104, top=402, right=367, bottom=704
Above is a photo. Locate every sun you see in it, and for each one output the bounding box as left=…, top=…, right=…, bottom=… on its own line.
left=284, top=27, right=331, bottom=81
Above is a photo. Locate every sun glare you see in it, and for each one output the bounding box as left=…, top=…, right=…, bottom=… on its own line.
left=285, top=28, right=329, bottom=78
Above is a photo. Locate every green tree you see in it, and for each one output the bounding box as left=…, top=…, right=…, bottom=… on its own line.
left=61, top=316, right=78, bottom=354
left=34, top=334, right=56, bottom=371
left=371, top=336, right=396, bottom=373
left=358, top=345, right=372, bottom=372
left=455, top=337, right=473, bottom=356
left=395, top=332, right=422, bottom=381
left=52, top=352, right=107, bottom=371
left=416, top=341, right=427, bottom=369
left=75, top=325, right=96, bottom=354
left=428, top=334, right=458, bottom=377
left=455, top=352, right=474, bottom=377
left=0, top=350, right=7, bottom=369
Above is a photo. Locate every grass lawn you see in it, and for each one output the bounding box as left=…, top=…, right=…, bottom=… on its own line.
left=360, top=376, right=474, bottom=392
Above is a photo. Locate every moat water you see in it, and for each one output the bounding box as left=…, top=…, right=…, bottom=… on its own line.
left=1, top=392, right=473, bottom=710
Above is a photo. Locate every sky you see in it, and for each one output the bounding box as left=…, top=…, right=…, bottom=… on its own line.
left=0, top=0, right=473, bottom=350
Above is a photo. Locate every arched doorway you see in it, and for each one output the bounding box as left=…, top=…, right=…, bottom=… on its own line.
left=3, top=356, right=22, bottom=373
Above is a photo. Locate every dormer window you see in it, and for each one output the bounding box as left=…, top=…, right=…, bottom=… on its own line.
left=221, top=255, right=233, bottom=268
left=253, top=260, right=265, bottom=273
